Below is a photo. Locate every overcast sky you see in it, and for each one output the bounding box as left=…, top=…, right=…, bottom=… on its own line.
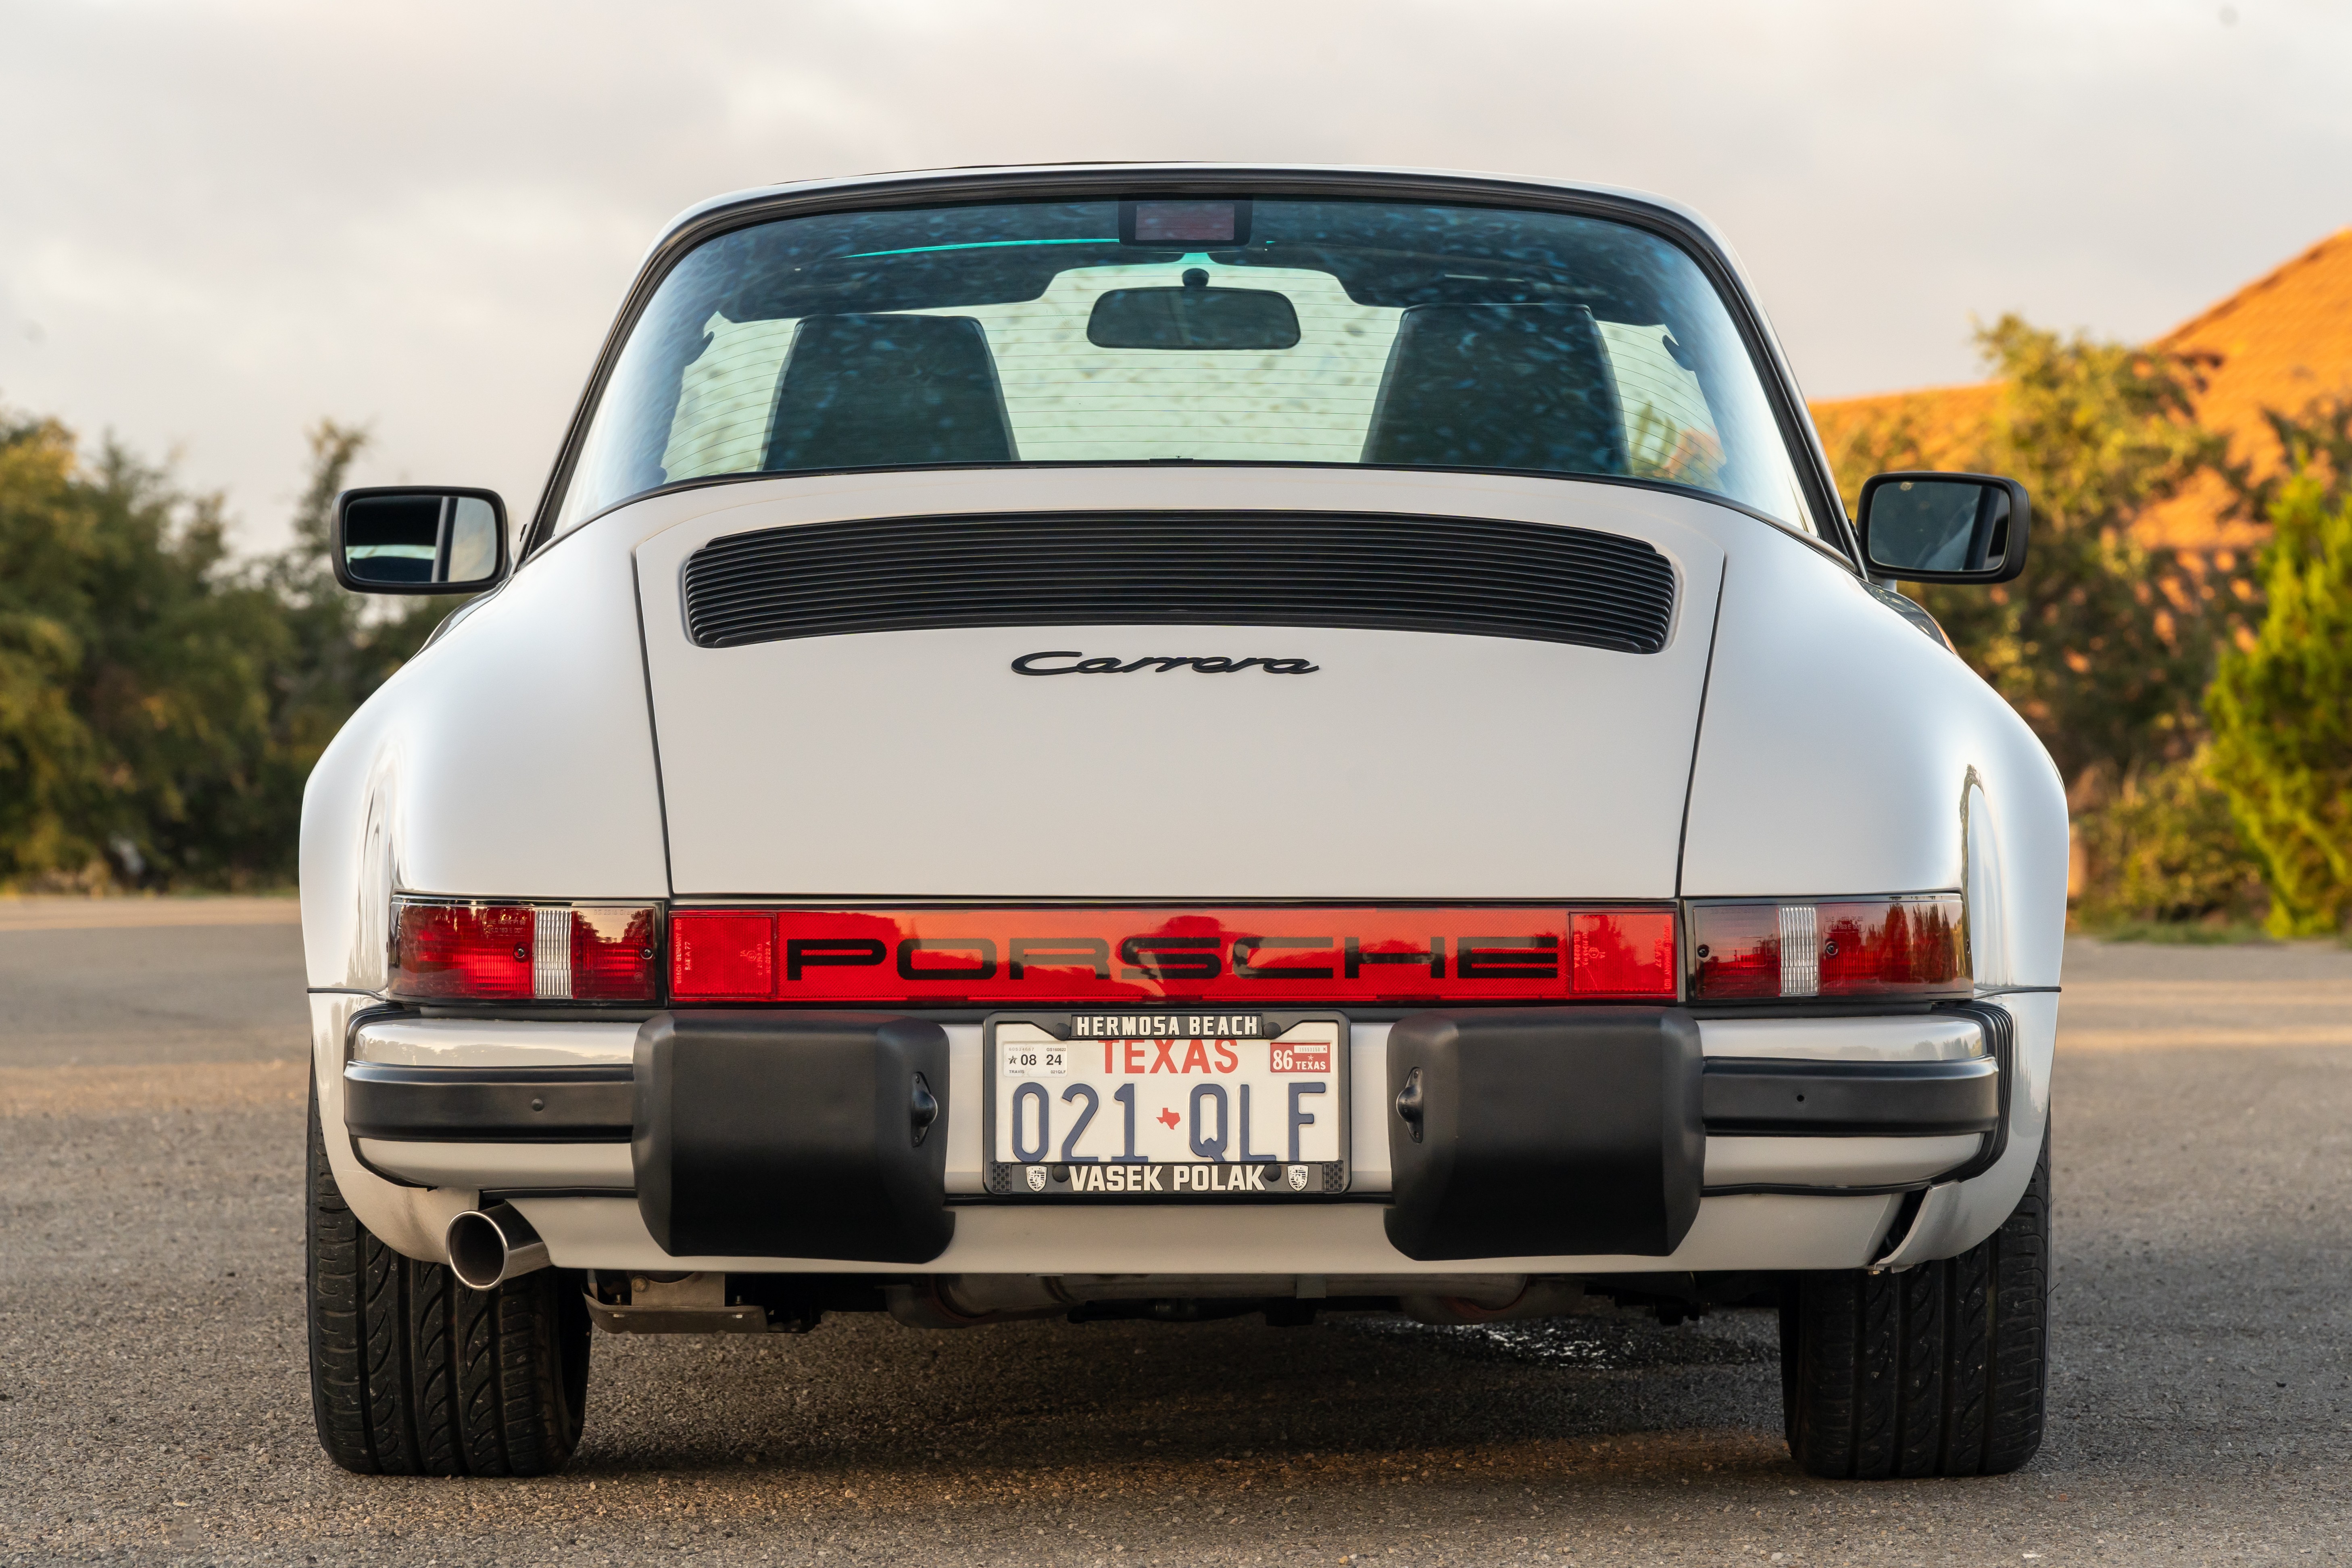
left=2, top=0, right=2347, bottom=553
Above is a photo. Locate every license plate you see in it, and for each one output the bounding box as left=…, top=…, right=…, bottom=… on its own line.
left=984, top=1012, right=1349, bottom=1199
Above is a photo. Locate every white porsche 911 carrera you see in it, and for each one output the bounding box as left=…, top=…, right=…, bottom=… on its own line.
left=302, top=165, right=2063, bottom=1481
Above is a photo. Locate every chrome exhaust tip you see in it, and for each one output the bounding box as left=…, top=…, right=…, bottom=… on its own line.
left=445, top=1202, right=551, bottom=1291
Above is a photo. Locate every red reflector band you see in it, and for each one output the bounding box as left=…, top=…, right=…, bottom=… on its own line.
left=1569, top=910, right=1678, bottom=997
left=670, top=911, right=776, bottom=1000
left=665, top=906, right=1678, bottom=1005
left=1689, top=895, right=1968, bottom=1001
left=388, top=899, right=658, bottom=1002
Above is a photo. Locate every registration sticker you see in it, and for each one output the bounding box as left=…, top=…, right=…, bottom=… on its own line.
left=1270, top=1040, right=1331, bottom=1073
left=1001, top=1043, right=1070, bottom=1078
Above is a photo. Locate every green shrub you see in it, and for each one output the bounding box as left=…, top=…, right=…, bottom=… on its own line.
left=2207, top=461, right=2352, bottom=936
left=2073, top=753, right=2266, bottom=929
left=2085, top=919, right=2272, bottom=945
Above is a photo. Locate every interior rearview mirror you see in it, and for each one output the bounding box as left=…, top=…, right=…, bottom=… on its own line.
left=1856, top=471, right=2031, bottom=585
left=332, top=487, right=510, bottom=594
left=1086, top=272, right=1301, bottom=350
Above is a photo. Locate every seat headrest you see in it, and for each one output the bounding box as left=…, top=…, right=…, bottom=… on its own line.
left=767, top=313, right=1016, bottom=472
left=1362, top=302, right=1628, bottom=478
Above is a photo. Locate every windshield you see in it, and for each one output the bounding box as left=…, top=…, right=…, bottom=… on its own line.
left=553, top=195, right=1814, bottom=536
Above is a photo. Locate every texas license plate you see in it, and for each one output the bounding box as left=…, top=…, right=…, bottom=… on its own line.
left=983, top=1012, right=1349, bottom=1199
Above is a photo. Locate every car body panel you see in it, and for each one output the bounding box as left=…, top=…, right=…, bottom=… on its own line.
left=298, top=163, right=2068, bottom=1279
left=629, top=466, right=1724, bottom=900
left=1679, top=508, right=2069, bottom=987
left=507, top=1189, right=1908, bottom=1277
left=298, top=499, right=670, bottom=990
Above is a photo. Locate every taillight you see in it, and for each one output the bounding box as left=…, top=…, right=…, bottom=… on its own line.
left=389, top=898, right=659, bottom=1002
left=1687, top=894, right=1967, bottom=1001
left=569, top=905, right=662, bottom=1000
left=667, top=905, right=1679, bottom=1006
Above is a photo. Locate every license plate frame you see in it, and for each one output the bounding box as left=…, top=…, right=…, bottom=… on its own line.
left=981, top=1010, right=1351, bottom=1201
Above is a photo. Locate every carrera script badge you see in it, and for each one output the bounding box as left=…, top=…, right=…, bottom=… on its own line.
left=1011, top=651, right=1319, bottom=676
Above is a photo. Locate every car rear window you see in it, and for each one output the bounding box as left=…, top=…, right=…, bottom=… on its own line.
left=553, top=196, right=1814, bottom=537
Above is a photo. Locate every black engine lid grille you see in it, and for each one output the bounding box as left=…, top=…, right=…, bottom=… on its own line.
left=679, top=511, right=1677, bottom=654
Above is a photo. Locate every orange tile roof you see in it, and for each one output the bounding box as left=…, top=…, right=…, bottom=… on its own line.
left=1808, top=227, right=2352, bottom=553
left=1810, top=381, right=2001, bottom=503
left=2141, top=227, right=2352, bottom=549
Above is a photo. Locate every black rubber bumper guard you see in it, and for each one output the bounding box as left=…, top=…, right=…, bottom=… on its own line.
left=344, top=1063, right=636, bottom=1141
left=343, top=1003, right=2008, bottom=1266
left=1700, top=1056, right=1999, bottom=1136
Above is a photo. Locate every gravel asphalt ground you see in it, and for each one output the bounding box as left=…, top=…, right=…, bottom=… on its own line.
left=5, top=898, right=2352, bottom=1565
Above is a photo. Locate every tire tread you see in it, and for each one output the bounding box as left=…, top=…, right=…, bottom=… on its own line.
left=1783, top=1134, right=2049, bottom=1480
left=306, top=1077, right=589, bottom=1477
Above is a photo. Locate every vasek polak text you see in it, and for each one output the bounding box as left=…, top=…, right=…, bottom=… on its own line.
left=1059, top=1163, right=1304, bottom=1193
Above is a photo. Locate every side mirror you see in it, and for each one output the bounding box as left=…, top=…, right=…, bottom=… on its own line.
left=1856, top=472, right=2031, bottom=585
left=332, top=487, right=509, bottom=594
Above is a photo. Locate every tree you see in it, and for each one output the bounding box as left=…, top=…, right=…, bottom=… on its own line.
left=0, top=407, right=473, bottom=890
left=2206, top=405, right=2352, bottom=936
left=1822, top=315, right=2230, bottom=790
left=0, top=412, right=291, bottom=886
left=0, top=416, right=105, bottom=878
left=185, top=419, right=473, bottom=882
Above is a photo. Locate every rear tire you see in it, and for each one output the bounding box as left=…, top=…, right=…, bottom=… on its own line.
left=307, top=1076, right=590, bottom=1476
left=1779, top=1132, right=2049, bottom=1478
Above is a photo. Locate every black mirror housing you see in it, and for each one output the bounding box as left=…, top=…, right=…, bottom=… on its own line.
left=1856, top=471, right=2031, bottom=585
left=332, top=487, right=511, bottom=595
